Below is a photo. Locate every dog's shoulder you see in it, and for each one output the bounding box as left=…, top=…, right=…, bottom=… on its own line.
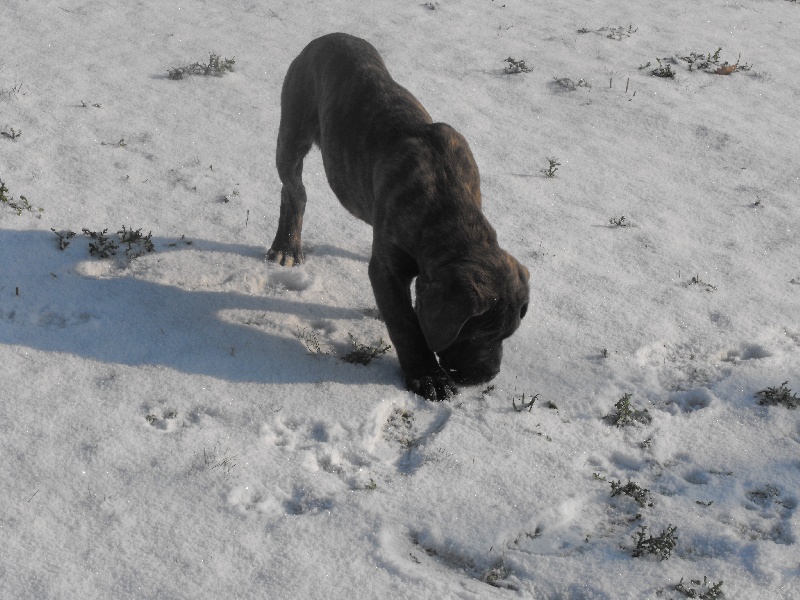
left=302, top=33, right=386, bottom=75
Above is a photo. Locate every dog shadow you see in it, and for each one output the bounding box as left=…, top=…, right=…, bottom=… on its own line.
left=0, top=228, right=395, bottom=387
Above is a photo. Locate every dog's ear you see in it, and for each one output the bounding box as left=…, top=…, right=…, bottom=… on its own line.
left=416, top=273, right=489, bottom=353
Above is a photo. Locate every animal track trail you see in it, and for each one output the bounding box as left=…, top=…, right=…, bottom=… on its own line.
left=376, top=528, right=520, bottom=593
left=141, top=403, right=217, bottom=433
left=375, top=401, right=453, bottom=474
left=266, top=267, right=317, bottom=293
left=736, top=484, right=798, bottom=545
left=252, top=413, right=386, bottom=511
left=633, top=341, right=728, bottom=394
left=235, top=399, right=454, bottom=518
left=664, top=387, right=717, bottom=415
left=722, top=342, right=772, bottom=363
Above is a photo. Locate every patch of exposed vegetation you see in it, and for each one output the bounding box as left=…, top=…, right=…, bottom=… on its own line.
left=553, top=77, right=590, bottom=91
left=77, top=227, right=155, bottom=260
left=1, top=127, right=22, bottom=140
left=51, top=229, right=77, bottom=250
left=169, top=53, right=235, bottom=79
left=1, top=179, right=43, bottom=217
left=577, top=25, right=637, bottom=41
left=503, top=57, right=532, bottom=74
left=609, top=216, right=631, bottom=227
left=118, top=226, right=154, bottom=258
left=650, top=58, right=677, bottom=78
left=0, top=81, right=24, bottom=101
left=610, top=479, right=653, bottom=508
left=678, top=47, right=751, bottom=74
left=541, top=157, right=561, bottom=178
left=687, top=274, right=717, bottom=292
left=296, top=327, right=328, bottom=356
left=675, top=576, right=724, bottom=599
left=341, top=334, right=391, bottom=365
left=82, top=228, right=120, bottom=258
left=512, top=392, right=538, bottom=412
left=756, top=381, right=798, bottom=409
left=631, top=524, right=677, bottom=560
left=604, top=393, right=652, bottom=427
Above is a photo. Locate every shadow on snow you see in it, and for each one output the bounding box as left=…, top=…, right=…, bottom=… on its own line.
left=0, top=228, right=398, bottom=388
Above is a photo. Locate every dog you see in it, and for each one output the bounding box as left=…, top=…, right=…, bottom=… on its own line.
left=268, top=33, right=530, bottom=400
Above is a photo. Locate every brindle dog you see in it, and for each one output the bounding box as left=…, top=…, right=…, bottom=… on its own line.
left=268, top=33, right=529, bottom=400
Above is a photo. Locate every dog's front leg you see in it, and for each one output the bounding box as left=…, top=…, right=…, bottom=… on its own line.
left=268, top=125, right=313, bottom=266
left=368, top=254, right=457, bottom=401
left=267, top=183, right=306, bottom=266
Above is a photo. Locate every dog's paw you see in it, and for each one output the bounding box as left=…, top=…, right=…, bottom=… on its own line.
left=267, top=247, right=305, bottom=267
left=406, top=370, right=458, bottom=402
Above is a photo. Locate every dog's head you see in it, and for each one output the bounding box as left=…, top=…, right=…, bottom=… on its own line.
left=415, top=251, right=530, bottom=386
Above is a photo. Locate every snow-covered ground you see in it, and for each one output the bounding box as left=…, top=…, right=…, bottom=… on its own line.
left=1, top=0, right=798, bottom=597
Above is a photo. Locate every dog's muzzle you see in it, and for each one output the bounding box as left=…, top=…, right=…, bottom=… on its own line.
left=438, top=342, right=503, bottom=385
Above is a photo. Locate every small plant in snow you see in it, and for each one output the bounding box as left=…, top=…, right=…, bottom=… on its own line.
left=755, top=381, right=798, bottom=409
left=650, top=58, right=677, bottom=78
left=51, top=229, right=77, bottom=250
left=1, top=127, right=22, bottom=140
left=296, top=327, right=328, bottom=356
left=146, top=411, right=177, bottom=424
left=631, top=524, right=677, bottom=560
left=675, top=576, right=724, bottom=599
left=341, top=333, right=391, bottom=365
left=578, top=25, right=637, bottom=41
left=605, top=25, right=637, bottom=40
left=168, top=53, right=235, bottom=79
left=678, top=48, right=751, bottom=74
left=605, top=393, right=652, bottom=427
left=82, top=228, right=119, bottom=258
left=608, top=216, right=630, bottom=227
left=1, top=179, right=43, bottom=216
left=0, top=81, right=24, bottom=101
left=118, top=226, right=155, bottom=258
left=541, top=157, right=561, bottom=178
left=678, top=48, right=723, bottom=72
left=687, top=275, right=717, bottom=292
left=610, top=479, right=653, bottom=508
left=553, top=77, right=590, bottom=91
left=512, top=392, right=538, bottom=412
left=503, top=57, right=532, bottom=74
left=79, top=227, right=155, bottom=259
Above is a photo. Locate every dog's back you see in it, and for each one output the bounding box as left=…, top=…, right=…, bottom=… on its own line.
left=278, top=33, right=434, bottom=224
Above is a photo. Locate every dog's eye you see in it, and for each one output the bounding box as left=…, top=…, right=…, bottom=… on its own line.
left=519, top=303, right=528, bottom=320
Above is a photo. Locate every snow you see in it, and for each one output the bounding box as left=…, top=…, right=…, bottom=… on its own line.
left=1, top=0, right=799, bottom=597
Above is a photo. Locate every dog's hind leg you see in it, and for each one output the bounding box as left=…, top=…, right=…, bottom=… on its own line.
left=268, top=62, right=318, bottom=266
